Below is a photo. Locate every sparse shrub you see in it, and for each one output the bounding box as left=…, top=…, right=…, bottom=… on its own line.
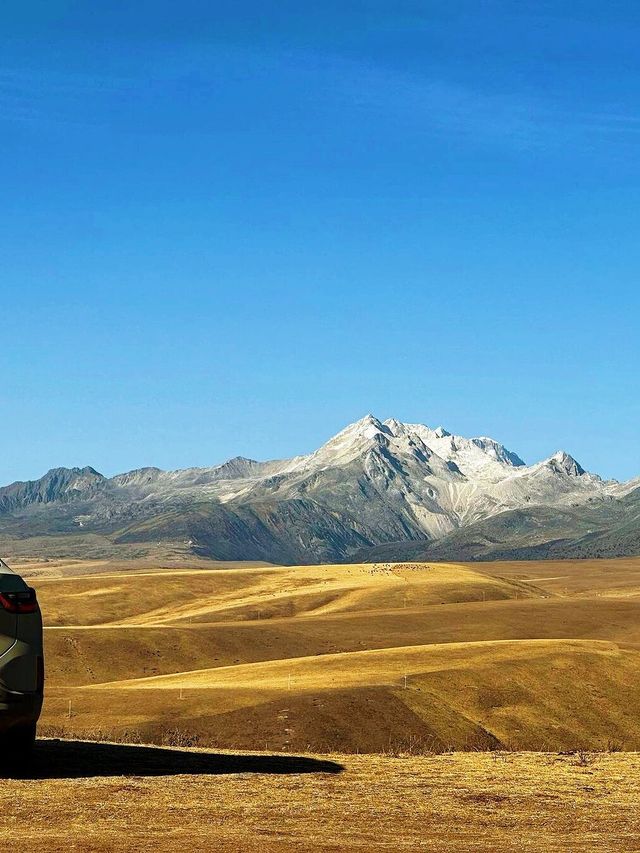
left=159, top=728, right=201, bottom=748
left=383, top=734, right=439, bottom=757
left=573, top=750, right=597, bottom=767
left=37, top=723, right=69, bottom=740
left=119, top=729, right=144, bottom=744
left=490, top=750, right=513, bottom=763
left=39, top=725, right=145, bottom=746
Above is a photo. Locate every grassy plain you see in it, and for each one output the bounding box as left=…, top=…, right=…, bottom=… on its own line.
left=2, top=742, right=640, bottom=852
left=2, top=555, right=639, bottom=851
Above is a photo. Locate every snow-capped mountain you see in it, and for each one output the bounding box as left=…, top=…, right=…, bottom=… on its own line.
left=231, top=414, right=613, bottom=539
left=0, top=415, right=635, bottom=563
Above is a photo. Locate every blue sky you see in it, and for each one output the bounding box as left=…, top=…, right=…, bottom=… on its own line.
left=1, top=1, right=639, bottom=483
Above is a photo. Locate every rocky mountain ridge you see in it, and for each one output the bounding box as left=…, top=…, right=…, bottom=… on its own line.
left=0, top=415, right=636, bottom=563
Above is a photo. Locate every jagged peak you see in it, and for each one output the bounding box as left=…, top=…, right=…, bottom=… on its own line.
left=111, top=467, right=164, bottom=486
left=0, top=466, right=106, bottom=490
left=470, top=437, right=526, bottom=468
left=44, top=465, right=104, bottom=479
left=380, top=420, right=525, bottom=476
left=352, top=413, right=386, bottom=431
left=383, top=417, right=404, bottom=434
left=545, top=451, right=586, bottom=477
left=331, top=414, right=391, bottom=442
left=0, top=464, right=106, bottom=512
left=212, top=456, right=261, bottom=472
left=211, top=456, right=263, bottom=476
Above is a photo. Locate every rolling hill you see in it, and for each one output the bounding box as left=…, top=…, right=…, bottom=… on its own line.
left=26, top=554, right=640, bottom=753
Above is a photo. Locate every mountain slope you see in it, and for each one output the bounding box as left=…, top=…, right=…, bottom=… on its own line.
left=0, top=415, right=635, bottom=563
left=359, top=486, right=640, bottom=563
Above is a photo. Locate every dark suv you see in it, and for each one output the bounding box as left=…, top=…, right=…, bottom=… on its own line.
left=0, top=558, right=43, bottom=755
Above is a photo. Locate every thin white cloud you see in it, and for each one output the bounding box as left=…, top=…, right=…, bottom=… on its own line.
left=1, top=46, right=639, bottom=156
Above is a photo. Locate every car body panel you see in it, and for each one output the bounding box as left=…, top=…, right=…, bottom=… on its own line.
left=0, top=562, right=20, bottom=657
left=0, top=558, right=44, bottom=735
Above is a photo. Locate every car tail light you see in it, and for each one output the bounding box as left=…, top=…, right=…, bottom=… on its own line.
left=0, top=588, right=38, bottom=614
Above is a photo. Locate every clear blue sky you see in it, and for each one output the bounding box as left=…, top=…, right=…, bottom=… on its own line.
left=1, top=1, right=639, bottom=484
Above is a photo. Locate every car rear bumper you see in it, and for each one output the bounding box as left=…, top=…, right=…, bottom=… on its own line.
left=0, top=689, right=43, bottom=731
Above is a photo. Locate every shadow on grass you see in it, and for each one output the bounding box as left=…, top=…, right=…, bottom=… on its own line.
left=5, top=739, right=344, bottom=780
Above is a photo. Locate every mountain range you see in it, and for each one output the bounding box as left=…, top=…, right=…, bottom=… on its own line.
left=1, top=415, right=638, bottom=563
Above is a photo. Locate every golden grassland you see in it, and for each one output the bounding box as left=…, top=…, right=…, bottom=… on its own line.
left=4, top=555, right=640, bottom=852
left=22, top=555, right=640, bottom=753
left=2, top=742, right=640, bottom=852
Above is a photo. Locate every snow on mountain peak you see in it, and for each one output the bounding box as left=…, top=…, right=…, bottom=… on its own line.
left=342, top=414, right=384, bottom=433
left=286, top=414, right=393, bottom=473
left=546, top=451, right=586, bottom=477
left=0, top=413, right=621, bottom=564
left=283, top=418, right=595, bottom=499
left=470, top=437, right=526, bottom=468
left=336, top=414, right=391, bottom=441
left=378, top=420, right=524, bottom=482
left=383, top=418, right=404, bottom=435
left=255, top=417, right=612, bottom=543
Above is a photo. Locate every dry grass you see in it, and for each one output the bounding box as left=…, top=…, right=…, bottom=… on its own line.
left=33, top=560, right=527, bottom=627
left=5, top=556, right=640, bottom=849
left=470, top=557, right=640, bottom=598
left=2, top=742, right=640, bottom=852
left=26, top=556, right=640, bottom=753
